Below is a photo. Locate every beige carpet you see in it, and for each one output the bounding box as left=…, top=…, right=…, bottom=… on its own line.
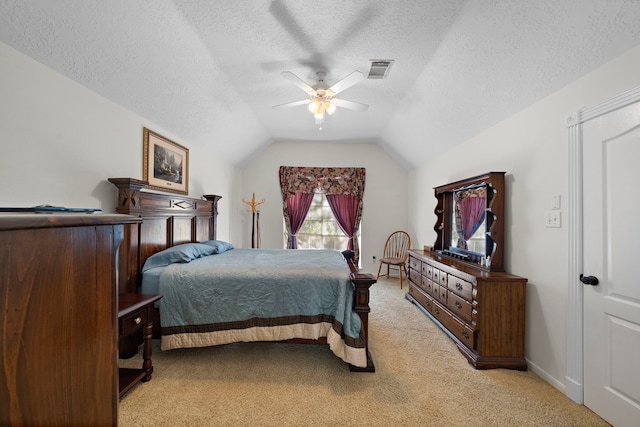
left=118, top=278, right=609, bottom=426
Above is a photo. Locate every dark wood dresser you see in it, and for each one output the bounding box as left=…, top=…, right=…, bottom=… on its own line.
left=0, top=212, right=140, bottom=426
left=406, top=249, right=528, bottom=370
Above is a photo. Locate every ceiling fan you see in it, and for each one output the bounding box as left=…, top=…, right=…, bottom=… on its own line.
left=273, top=70, right=369, bottom=124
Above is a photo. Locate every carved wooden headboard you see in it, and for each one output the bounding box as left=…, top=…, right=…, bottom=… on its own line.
left=109, top=178, right=221, bottom=294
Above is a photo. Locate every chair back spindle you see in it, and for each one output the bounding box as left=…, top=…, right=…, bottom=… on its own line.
left=377, top=231, right=411, bottom=288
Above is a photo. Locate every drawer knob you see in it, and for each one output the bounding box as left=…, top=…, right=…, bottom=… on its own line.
left=134, top=317, right=142, bottom=325
left=462, top=330, right=469, bottom=339
left=456, top=283, right=463, bottom=291
left=455, top=301, right=462, bottom=309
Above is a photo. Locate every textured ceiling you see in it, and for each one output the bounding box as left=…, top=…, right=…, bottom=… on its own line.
left=2, top=0, right=640, bottom=168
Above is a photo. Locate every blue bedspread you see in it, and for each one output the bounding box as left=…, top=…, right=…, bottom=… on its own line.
left=157, top=248, right=366, bottom=367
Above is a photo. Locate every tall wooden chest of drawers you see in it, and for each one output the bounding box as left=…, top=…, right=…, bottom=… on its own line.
left=0, top=213, right=140, bottom=426
left=406, top=249, right=527, bottom=370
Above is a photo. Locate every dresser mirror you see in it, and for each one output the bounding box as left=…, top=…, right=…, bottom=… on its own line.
left=432, top=172, right=505, bottom=271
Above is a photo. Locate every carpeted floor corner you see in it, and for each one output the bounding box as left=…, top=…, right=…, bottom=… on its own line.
left=118, top=277, right=609, bottom=426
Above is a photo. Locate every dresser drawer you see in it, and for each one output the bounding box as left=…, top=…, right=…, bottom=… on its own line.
left=439, top=309, right=475, bottom=349
left=409, top=284, right=434, bottom=313
left=421, top=275, right=434, bottom=294
left=120, top=308, right=148, bottom=336
left=409, top=269, right=422, bottom=286
left=431, top=282, right=447, bottom=305
left=429, top=299, right=474, bottom=350
left=430, top=299, right=446, bottom=323
left=439, top=284, right=448, bottom=303
left=432, top=268, right=440, bottom=284
left=438, top=270, right=447, bottom=286
left=447, top=275, right=473, bottom=301
left=422, top=263, right=432, bottom=279
left=431, top=283, right=440, bottom=299
left=446, top=290, right=473, bottom=322
left=409, top=256, right=421, bottom=271
left=414, top=273, right=430, bottom=294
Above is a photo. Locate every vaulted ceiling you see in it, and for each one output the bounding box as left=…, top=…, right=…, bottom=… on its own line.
left=2, top=1, right=640, bottom=169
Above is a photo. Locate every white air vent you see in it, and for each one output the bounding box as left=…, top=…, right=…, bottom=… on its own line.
left=367, top=60, right=394, bottom=79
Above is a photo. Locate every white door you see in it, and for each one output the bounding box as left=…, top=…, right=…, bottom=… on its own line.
left=582, top=101, right=640, bottom=426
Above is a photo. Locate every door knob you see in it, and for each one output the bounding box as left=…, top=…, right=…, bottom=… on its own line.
left=579, top=274, right=599, bottom=286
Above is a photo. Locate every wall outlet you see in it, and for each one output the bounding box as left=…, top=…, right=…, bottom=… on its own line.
left=545, top=211, right=561, bottom=228
left=551, top=194, right=561, bottom=210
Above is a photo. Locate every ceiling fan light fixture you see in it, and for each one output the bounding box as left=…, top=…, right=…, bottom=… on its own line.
left=314, top=103, right=325, bottom=120
left=325, top=101, right=336, bottom=115
left=308, top=100, right=319, bottom=113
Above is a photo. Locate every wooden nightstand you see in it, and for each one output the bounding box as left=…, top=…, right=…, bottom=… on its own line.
left=118, top=293, right=162, bottom=398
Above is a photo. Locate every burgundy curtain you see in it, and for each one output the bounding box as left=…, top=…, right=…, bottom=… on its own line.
left=283, top=192, right=314, bottom=249
left=460, top=196, right=486, bottom=247
left=326, top=193, right=361, bottom=257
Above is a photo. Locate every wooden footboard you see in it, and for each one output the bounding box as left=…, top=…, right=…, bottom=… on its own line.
left=349, top=273, right=377, bottom=372
left=109, top=178, right=376, bottom=371
left=342, top=250, right=377, bottom=372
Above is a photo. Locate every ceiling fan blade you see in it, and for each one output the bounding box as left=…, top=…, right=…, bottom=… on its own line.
left=269, top=1, right=317, bottom=55
left=272, top=99, right=311, bottom=109
left=280, top=71, right=315, bottom=94
left=328, top=71, right=364, bottom=95
left=326, top=6, right=378, bottom=53
left=332, top=98, right=369, bottom=112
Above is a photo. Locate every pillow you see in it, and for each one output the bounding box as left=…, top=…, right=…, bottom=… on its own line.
left=142, top=243, right=215, bottom=273
left=201, top=239, right=235, bottom=254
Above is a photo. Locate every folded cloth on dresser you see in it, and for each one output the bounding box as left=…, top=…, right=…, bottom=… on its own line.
left=157, top=248, right=367, bottom=367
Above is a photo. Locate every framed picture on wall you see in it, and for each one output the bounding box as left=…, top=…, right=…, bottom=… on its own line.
left=143, top=127, right=189, bottom=195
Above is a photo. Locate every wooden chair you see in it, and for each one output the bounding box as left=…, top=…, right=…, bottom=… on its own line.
left=376, top=231, right=411, bottom=288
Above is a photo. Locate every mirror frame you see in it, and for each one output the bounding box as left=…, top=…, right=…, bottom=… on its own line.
left=432, top=172, right=505, bottom=272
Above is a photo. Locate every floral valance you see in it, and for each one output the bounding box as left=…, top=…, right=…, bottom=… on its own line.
left=453, top=186, right=486, bottom=202
left=279, top=166, right=366, bottom=199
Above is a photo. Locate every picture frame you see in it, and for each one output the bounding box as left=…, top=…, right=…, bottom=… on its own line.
left=143, top=127, right=189, bottom=195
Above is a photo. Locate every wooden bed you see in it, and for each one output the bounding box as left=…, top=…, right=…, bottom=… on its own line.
left=109, top=178, right=376, bottom=372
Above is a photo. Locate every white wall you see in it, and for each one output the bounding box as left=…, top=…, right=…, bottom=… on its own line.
left=0, top=42, right=236, bottom=241
left=408, top=44, right=640, bottom=391
left=240, top=141, right=408, bottom=273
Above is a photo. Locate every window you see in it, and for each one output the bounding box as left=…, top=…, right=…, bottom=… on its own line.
left=286, top=193, right=359, bottom=250
left=279, top=166, right=365, bottom=263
